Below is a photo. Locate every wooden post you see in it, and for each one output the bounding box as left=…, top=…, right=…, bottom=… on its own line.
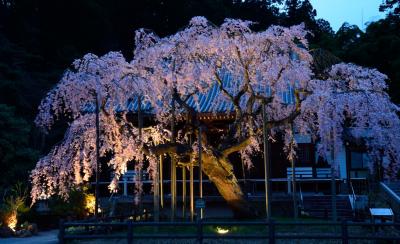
left=182, top=166, right=186, bottom=218
left=123, top=177, right=127, bottom=196
left=262, top=102, right=271, bottom=220
left=198, top=126, right=203, bottom=219
left=138, top=95, right=143, bottom=215
left=94, top=92, right=100, bottom=218
left=127, top=220, right=133, bottom=244
left=291, top=157, right=297, bottom=219
left=160, top=155, right=164, bottom=208
left=331, top=167, right=337, bottom=222
left=189, top=119, right=194, bottom=221
left=154, top=153, right=160, bottom=221
left=290, top=124, right=299, bottom=220
left=190, top=156, right=194, bottom=221
left=241, top=159, right=247, bottom=196
left=171, top=98, right=176, bottom=221
left=268, top=219, right=275, bottom=244
left=58, top=219, right=65, bottom=244
left=197, top=214, right=203, bottom=244
left=331, top=133, right=337, bottom=221
left=341, top=220, right=348, bottom=244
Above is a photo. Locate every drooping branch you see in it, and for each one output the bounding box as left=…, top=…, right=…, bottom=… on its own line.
left=222, top=136, right=254, bottom=157
left=266, top=109, right=300, bottom=129
left=214, top=71, right=244, bottom=138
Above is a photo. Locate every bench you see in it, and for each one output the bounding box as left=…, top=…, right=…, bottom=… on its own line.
left=286, top=167, right=335, bottom=193
left=287, top=167, right=312, bottom=193
left=121, top=170, right=149, bottom=182
left=316, top=168, right=332, bottom=178
left=287, top=167, right=313, bottom=179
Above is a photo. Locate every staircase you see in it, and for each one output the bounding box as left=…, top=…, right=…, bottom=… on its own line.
left=302, top=195, right=353, bottom=220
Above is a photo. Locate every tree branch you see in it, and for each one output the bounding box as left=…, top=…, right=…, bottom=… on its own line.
left=266, top=109, right=300, bottom=129
left=222, top=136, right=254, bottom=157
left=142, top=143, right=191, bottom=156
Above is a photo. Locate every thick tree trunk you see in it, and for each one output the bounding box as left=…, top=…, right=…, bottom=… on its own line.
left=201, top=151, right=256, bottom=219
left=144, top=138, right=256, bottom=218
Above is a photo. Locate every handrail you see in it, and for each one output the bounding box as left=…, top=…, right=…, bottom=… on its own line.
left=349, top=180, right=357, bottom=212
left=380, top=181, right=400, bottom=203
left=350, top=181, right=357, bottom=201
left=92, top=178, right=352, bottom=185
left=299, top=184, right=304, bottom=209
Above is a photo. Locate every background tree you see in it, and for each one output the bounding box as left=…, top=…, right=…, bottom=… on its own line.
left=380, top=0, right=400, bottom=15
left=334, top=17, right=400, bottom=104
left=0, top=104, right=38, bottom=189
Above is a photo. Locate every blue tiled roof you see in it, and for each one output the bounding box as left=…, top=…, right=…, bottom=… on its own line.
left=82, top=74, right=295, bottom=114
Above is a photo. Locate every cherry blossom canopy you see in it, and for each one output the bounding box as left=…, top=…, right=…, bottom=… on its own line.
left=31, top=17, right=400, bottom=209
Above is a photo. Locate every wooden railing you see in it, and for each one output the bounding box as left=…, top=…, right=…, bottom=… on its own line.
left=59, top=220, right=400, bottom=244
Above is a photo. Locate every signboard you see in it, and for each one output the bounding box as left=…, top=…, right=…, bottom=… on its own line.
left=369, top=208, right=394, bottom=222
left=195, top=199, right=205, bottom=209
left=369, top=208, right=393, bottom=216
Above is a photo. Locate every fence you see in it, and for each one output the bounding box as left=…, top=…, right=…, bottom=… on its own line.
left=59, top=219, right=400, bottom=243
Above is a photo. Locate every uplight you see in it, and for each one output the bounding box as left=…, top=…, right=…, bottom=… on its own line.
left=216, top=227, right=230, bottom=234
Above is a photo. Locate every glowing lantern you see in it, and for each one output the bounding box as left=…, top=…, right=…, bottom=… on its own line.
left=84, top=193, right=96, bottom=215
left=215, top=226, right=230, bottom=234
left=6, top=212, right=18, bottom=231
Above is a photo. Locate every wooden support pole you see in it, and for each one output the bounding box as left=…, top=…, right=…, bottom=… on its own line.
left=262, top=102, right=271, bottom=220
left=138, top=96, right=143, bottom=214
left=188, top=114, right=194, bottom=222
left=171, top=98, right=176, bottom=221
left=190, top=162, right=194, bottom=221
left=291, top=158, right=298, bottom=219
left=198, top=126, right=203, bottom=219
left=154, top=153, right=160, bottom=222
left=182, top=167, right=186, bottom=218
left=290, top=124, right=298, bottom=220
left=160, top=155, right=164, bottom=208
left=94, top=92, right=100, bottom=218
left=331, top=167, right=337, bottom=221
left=123, top=177, right=127, bottom=196
left=331, top=133, right=337, bottom=222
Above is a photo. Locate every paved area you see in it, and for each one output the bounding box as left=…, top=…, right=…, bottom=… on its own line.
left=0, top=230, right=58, bottom=244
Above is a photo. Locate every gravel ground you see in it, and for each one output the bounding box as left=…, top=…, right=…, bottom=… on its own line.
left=0, top=230, right=58, bottom=244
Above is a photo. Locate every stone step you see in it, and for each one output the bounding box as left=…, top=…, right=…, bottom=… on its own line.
left=301, top=195, right=353, bottom=220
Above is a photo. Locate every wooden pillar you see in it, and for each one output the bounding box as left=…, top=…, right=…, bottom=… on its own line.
left=190, top=161, right=194, bottom=221
left=291, top=158, right=297, bottom=219
left=170, top=98, right=176, bottom=221
left=262, top=102, right=271, bottom=220
left=290, top=124, right=298, bottom=220
left=241, top=160, right=247, bottom=196
left=94, top=92, right=100, bottom=218
left=331, top=167, right=337, bottom=221
left=198, top=126, right=203, bottom=219
left=123, top=177, right=128, bottom=196
left=138, top=96, right=143, bottom=214
left=160, top=155, right=164, bottom=208
left=154, top=152, right=160, bottom=222
left=188, top=115, right=194, bottom=221
left=182, top=167, right=186, bottom=218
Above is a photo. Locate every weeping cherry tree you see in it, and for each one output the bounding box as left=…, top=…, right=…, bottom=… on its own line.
left=31, top=17, right=400, bottom=217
